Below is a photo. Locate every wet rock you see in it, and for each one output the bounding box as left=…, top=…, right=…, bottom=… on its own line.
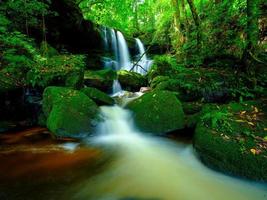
left=139, top=87, right=151, bottom=93
left=127, top=90, right=185, bottom=134
left=81, top=87, right=115, bottom=106
left=117, top=70, right=147, bottom=92
left=42, top=86, right=99, bottom=138
left=84, top=69, right=117, bottom=92
left=193, top=100, right=267, bottom=181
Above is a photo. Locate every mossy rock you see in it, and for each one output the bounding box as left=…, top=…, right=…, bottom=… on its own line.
left=117, top=70, right=147, bottom=91
left=127, top=90, right=185, bottom=134
left=81, top=87, right=114, bottom=106
left=42, top=86, right=99, bottom=138
left=193, top=100, right=267, bottom=181
left=84, top=69, right=117, bottom=92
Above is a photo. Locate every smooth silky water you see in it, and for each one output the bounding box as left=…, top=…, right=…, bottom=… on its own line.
left=68, top=102, right=267, bottom=200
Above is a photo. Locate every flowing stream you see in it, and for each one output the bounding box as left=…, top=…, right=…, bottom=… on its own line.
left=70, top=104, right=267, bottom=200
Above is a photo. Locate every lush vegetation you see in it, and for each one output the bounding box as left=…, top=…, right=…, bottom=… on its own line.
left=80, top=0, right=266, bottom=67
left=0, top=0, right=267, bottom=194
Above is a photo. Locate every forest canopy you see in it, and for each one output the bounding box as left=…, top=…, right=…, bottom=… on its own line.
left=79, top=0, right=266, bottom=66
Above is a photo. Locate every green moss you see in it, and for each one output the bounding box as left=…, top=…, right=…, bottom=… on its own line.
left=84, top=69, right=117, bottom=91
left=81, top=87, right=114, bottom=106
left=127, top=90, right=185, bottom=134
left=117, top=70, right=147, bottom=91
left=194, top=100, right=267, bottom=181
left=42, top=86, right=99, bottom=138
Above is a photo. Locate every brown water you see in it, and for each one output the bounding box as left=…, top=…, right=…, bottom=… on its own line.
left=0, top=108, right=266, bottom=200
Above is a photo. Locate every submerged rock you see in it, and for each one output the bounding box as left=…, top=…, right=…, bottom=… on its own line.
left=84, top=69, right=117, bottom=92
left=42, top=87, right=99, bottom=138
left=193, top=101, right=267, bottom=181
left=127, top=90, right=185, bottom=134
left=81, top=87, right=115, bottom=106
left=117, top=70, right=147, bottom=91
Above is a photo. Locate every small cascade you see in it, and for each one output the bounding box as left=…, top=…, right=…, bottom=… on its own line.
left=76, top=105, right=267, bottom=200
left=112, top=80, right=122, bottom=95
left=134, top=38, right=153, bottom=75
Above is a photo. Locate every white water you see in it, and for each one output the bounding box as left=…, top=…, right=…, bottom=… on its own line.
left=117, top=31, right=132, bottom=70
left=110, top=29, right=119, bottom=70
left=76, top=105, right=267, bottom=200
left=101, top=28, right=152, bottom=75
left=134, top=38, right=153, bottom=75
left=112, top=80, right=123, bottom=95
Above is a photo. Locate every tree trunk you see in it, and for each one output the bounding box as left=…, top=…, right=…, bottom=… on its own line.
left=242, top=0, right=260, bottom=71
left=186, top=0, right=201, bottom=45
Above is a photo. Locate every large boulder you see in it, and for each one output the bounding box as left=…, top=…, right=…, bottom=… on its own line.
left=42, top=86, right=99, bottom=138
left=81, top=87, right=114, bottom=106
left=193, top=101, right=267, bottom=181
left=127, top=90, right=185, bottom=134
left=84, top=69, right=117, bottom=92
left=117, top=70, right=147, bottom=91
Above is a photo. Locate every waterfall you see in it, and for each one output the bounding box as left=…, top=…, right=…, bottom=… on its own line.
left=100, top=27, right=152, bottom=74
left=100, top=27, right=153, bottom=94
left=136, top=38, right=147, bottom=60
left=101, top=27, right=109, bottom=51
left=117, top=31, right=131, bottom=71
left=134, top=38, right=153, bottom=75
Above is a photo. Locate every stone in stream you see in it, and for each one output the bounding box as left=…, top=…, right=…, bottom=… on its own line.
left=127, top=90, right=185, bottom=134
left=193, top=100, right=267, bottom=181
left=42, top=86, right=99, bottom=138
left=118, top=70, right=147, bottom=92
left=84, top=69, right=117, bottom=92
left=81, top=87, right=115, bottom=106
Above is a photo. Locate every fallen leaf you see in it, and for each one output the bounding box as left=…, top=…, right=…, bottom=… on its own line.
left=247, top=122, right=254, bottom=126
left=250, top=148, right=256, bottom=155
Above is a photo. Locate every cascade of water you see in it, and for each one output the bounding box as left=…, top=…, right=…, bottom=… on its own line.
left=110, top=29, right=119, bottom=70
left=102, top=27, right=109, bottom=51
left=134, top=38, right=153, bottom=75
left=112, top=80, right=123, bottom=95
left=136, top=38, right=147, bottom=61
left=116, top=31, right=131, bottom=71
left=77, top=105, right=267, bottom=200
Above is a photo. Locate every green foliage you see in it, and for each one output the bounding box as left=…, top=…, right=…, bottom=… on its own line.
left=27, top=55, right=86, bottom=88
left=0, top=0, right=52, bottom=33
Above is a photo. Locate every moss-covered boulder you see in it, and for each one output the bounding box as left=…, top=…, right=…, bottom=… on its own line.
left=193, top=101, right=267, bottom=181
left=81, top=87, right=114, bottom=106
left=127, top=90, right=185, bottom=134
left=84, top=69, right=117, bottom=92
left=42, top=86, right=99, bottom=138
left=117, top=70, right=147, bottom=91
